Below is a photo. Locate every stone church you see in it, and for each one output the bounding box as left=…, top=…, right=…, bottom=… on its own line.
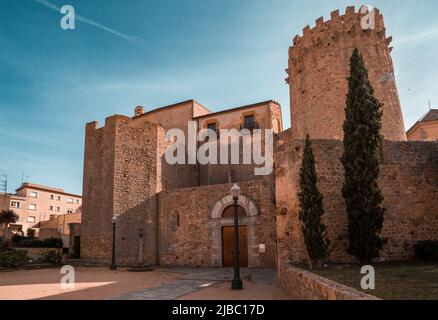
left=79, top=6, right=438, bottom=269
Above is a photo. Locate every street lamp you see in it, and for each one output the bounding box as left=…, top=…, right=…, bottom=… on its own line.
left=110, top=214, right=117, bottom=270
left=138, top=228, right=144, bottom=266
left=230, top=183, right=243, bottom=290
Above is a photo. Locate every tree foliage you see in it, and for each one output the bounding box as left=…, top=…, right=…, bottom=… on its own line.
left=298, top=135, right=329, bottom=268
left=341, top=48, right=386, bottom=264
left=0, top=210, right=19, bottom=229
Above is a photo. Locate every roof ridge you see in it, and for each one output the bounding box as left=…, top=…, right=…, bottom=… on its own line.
left=133, top=99, right=196, bottom=118
left=419, top=108, right=438, bottom=122
left=193, top=100, right=280, bottom=119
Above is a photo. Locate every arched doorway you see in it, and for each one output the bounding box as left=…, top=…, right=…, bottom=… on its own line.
left=210, top=193, right=259, bottom=268
left=221, top=205, right=248, bottom=267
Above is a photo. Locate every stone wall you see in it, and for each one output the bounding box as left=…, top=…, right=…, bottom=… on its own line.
left=287, top=6, right=406, bottom=141
left=133, top=101, right=199, bottom=190
left=275, top=129, right=438, bottom=266
left=279, top=265, right=380, bottom=300
left=158, top=178, right=277, bottom=268
left=81, top=107, right=279, bottom=267
left=81, top=115, right=166, bottom=266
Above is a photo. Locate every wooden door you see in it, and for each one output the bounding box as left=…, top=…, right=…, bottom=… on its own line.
left=222, top=226, right=248, bottom=267
left=73, top=236, right=81, bottom=259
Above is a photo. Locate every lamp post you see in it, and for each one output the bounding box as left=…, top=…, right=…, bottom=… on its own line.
left=110, top=215, right=117, bottom=270
left=138, top=228, right=144, bottom=266
left=231, top=183, right=243, bottom=290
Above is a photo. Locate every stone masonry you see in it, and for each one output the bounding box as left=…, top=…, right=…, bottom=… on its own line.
left=158, top=178, right=276, bottom=268
left=286, top=6, right=406, bottom=141
left=275, top=129, right=438, bottom=267
left=81, top=115, right=167, bottom=265
left=81, top=6, right=437, bottom=269
left=82, top=103, right=279, bottom=267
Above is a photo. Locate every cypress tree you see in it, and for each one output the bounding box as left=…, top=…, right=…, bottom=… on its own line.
left=298, top=135, right=329, bottom=269
left=341, top=48, right=386, bottom=264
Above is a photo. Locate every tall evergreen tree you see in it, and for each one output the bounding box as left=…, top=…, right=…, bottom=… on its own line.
left=298, top=135, right=329, bottom=269
left=342, top=48, right=386, bottom=264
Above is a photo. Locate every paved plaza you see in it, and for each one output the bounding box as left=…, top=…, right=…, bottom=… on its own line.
left=0, top=267, right=288, bottom=300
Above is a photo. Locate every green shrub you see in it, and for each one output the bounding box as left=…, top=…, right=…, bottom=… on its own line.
left=13, top=237, right=63, bottom=248
left=414, top=241, right=438, bottom=262
left=43, top=249, right=63, bottom=265
left=42, top=237, right=63, bottom=248
left=27, top=229, right=36, bottom=238
left=0, top=249, right=29, bottom=267
left=11, top=234, right=25, bottom=244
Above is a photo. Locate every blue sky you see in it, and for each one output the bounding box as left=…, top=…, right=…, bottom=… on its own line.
left=0, top=0, right=437, bottom=195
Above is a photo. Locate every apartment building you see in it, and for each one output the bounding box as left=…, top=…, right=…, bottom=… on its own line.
left=1, top=183, right=82, bottom=235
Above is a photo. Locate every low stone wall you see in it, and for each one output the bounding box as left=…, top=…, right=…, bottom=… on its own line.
left=279, top=265, right=380, bottom=300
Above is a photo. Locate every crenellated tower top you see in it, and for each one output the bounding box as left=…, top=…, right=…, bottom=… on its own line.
left=289, top=6, right=388, bottom=57
left=286, top=5, right=406, bottom=141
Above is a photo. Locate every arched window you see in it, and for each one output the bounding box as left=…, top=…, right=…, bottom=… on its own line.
left=222, top=205, right=246, bottom=219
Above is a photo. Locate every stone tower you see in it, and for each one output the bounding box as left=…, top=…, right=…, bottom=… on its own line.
left=286, top=6, right=407, bottom=141
left=81, top=115, right=167, bottom=265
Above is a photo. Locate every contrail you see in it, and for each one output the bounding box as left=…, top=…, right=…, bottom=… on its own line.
left=32, top=0, right=145, bottom=45
left=395, top=27, right=438, bottom=46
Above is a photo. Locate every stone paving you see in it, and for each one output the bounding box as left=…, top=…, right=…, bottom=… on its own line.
left=108, top=268, right=278, bottom=300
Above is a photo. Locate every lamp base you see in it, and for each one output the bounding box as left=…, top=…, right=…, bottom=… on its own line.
left=127, top=265, right=154, bottom=272
left=231, top=278, right=243, bottom=290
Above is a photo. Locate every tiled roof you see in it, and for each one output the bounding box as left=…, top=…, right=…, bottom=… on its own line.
left=133, top=99, right=196, bottom=119
left=406, top=109, right=438, bottom=134
left=420, top=109, right=438, bottom=122
left=193, top=100, right=280, bottom=119
left=15, top=183, right=82, bottom=198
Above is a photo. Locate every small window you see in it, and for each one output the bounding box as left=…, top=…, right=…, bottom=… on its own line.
left=49, top=206, right=53, bottom=211
left=207, top=123, right=217, bottom=131
left=57, top=196, right=61, bottom=201
left=27, top=216, right=36, bottom=223
left=11, top=201, right=21, bottom=209
left=29, top=191, right=38, bottom=198
left=67, top=198, right=74, bottom=204
left=56, top=207, right=60, bottom=212
left=28, top=204, right=37, bottom=210
left=244, top=115, right=255, bottom=129
left=50, top=194, right=54, bottom=200
left=67, top=209, right=73, bottom=214
left=76, top=199, right=80, bottom=204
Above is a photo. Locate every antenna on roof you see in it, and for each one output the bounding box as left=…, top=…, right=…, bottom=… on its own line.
left=429, top=100, right=432, bottom=110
